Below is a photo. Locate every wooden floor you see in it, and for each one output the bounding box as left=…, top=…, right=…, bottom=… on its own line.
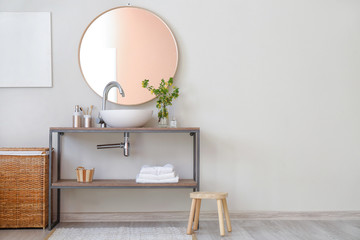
left=0, top=220, right=360, bottom=240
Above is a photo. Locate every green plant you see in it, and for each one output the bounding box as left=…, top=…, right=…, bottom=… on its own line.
left=142, top=77, right=179, bottom=121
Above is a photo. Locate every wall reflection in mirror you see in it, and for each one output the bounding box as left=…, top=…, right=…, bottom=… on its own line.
left=79, top=7, right=178, bottom=105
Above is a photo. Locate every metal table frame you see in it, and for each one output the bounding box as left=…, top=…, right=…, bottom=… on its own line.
left=48, top=127, right=200, bottom=230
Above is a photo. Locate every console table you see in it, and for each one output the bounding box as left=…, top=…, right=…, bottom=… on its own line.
left=48, top=127, right=200, bottom=230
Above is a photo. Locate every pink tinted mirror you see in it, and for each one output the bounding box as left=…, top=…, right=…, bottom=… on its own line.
left=79, top=7, right=178, bottom=105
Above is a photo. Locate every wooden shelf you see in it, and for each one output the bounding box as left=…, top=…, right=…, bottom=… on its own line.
left=52, top=179, right=197, bottom=188
left=50, top=127, right=200, bottom=133
left=48, top=127, right=200, bottom=230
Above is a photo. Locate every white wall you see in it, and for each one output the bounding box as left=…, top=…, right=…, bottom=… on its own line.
left=1, top=0, right=360, bottom=213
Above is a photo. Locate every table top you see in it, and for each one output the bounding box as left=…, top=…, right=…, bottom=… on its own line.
left=50, top=127, right=200, bottom=133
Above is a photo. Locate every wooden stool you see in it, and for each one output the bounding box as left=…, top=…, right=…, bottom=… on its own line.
left=187, top=192, right=232, bottom=236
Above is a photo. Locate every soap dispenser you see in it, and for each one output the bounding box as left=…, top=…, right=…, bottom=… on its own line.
left=73, top=105, right=82, bottom=128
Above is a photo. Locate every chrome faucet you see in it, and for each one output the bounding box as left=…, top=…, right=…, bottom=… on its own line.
left=97, top=81, right=125, bottom=128
left=96, top=81, right=129, bottom=157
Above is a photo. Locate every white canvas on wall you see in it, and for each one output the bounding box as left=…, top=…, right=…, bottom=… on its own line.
left=0, top=12, right=52, bottom=87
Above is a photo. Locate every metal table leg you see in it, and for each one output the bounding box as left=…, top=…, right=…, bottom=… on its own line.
left=191, top=131, right=200, bottom=192
left=48, top=131, right=52, bottom=230
left=56, top=133, right=62, bottom=224
left=48, top=131, right=62, bottom=230
left=196, top=130, right=200, bottom=192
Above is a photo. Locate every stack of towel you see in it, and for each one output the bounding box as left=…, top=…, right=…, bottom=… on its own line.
left=136, top=164, right=179, bottom=183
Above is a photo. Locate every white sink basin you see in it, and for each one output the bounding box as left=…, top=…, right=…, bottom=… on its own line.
left=100, top=109, right=153, bottom=128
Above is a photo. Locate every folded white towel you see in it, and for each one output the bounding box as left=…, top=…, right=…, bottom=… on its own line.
left=136, top=174, right=179, bottom=183
left=139, top=164, right=175, bottom=175
left=138, top=172, right=176, bottom=180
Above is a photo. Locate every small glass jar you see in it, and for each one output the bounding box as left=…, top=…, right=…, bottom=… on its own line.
left=170, top=117, right=177, bottom=128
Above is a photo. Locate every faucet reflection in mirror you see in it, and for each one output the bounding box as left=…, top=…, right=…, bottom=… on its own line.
left=97, top=81, right=125, bottom=128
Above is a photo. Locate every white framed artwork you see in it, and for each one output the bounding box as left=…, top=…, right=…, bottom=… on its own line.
left=0, top=12, right=52, bottom=87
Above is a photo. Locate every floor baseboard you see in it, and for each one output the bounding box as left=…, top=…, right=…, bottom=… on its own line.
left=61, top=211, right=360, bottom=222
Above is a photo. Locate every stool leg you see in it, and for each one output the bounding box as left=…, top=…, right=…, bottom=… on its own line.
left=222, top=198, right=232, bottom=232
left=217, top=199, right=225, bottom=236
left=187, top=199, right=197, bottom=235
left=194, top=199, right=201, bottom=230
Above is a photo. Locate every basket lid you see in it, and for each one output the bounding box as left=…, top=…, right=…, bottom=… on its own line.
left=0, top=148, right=50, bottom=156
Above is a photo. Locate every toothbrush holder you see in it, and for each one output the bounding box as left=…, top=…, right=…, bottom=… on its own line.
left=84, top=115, right=92, bottom=128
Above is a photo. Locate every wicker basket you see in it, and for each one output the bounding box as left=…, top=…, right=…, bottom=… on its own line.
left=0, top=147, right=50, bottom=228
left=76, top=166, right=95, bottom=183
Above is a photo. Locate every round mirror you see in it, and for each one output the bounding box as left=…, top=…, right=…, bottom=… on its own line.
left=79, top=7, right=178, bottom=105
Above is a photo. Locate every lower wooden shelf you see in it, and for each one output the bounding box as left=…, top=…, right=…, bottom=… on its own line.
left=51, top=179, right=197, bottom=189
